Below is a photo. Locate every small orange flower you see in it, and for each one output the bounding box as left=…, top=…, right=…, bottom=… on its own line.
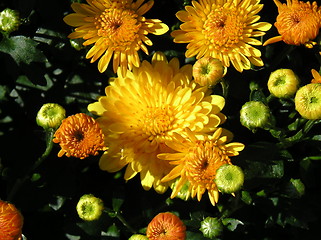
left=0, top=200, right=24, bottom=240
left=53, top=113, right=106, bottom=159
left=146, top=212, right=186, bottom=240
left=263, top=0, right=321, bottom=48
left=311, top=69, right=321, bottom=83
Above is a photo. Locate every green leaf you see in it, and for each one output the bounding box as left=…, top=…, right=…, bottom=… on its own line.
left=241, top=191, right=252, bottom=205
left=105, top=224, right=120, bottom=237
left=0, top=36, right=46, bottom=65
left=186, top=231, right=208, bottom=240
left=222, top=218, right=244, bottom=231
left=112, top=191, right=125, bottom=212
left=250, top=89, right=267, bottom=104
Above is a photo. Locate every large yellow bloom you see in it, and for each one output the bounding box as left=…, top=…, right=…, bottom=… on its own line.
left=263, top=0, right=321, bottom=48
left=171, top=0, right=272, bottom=72
left=63, top=0, right=169, bottom=75
left=88, top=52, right=226, bottom=193
left=159, top=128, right=244, bottom=206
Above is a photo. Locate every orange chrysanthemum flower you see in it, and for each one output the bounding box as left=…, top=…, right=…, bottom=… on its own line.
left=146, top=212, right=186, bottom=240
left=0, top=200, right=24, bottom=240
left=53, top=113, right=106, bottom=159
left=311, top=69, right=321, bottom=83
left=63, top=0, right=169, bottom=75
left=88, top=52, right=226, bottom=193
left=171, top=0, right=272, bottom=72
left=263, top=0, right=321, bottom=48
left=159, top=128, right=244, bottom=206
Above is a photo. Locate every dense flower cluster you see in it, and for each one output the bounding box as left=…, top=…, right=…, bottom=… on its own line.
left=88, top=51, right=229, bottom=194
left=61, top=0, right=321, bottom=212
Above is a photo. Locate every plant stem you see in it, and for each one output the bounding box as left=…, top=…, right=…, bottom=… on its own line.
left=116, top=212, right=136, bottom=234
left=7, top=129, right=55, bottom=201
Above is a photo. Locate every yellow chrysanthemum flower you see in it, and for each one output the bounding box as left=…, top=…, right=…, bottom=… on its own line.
left=63, top=0, right=169, bottom=75
left=88, top=52, right=226, bottom=193
left=263, top=0, right=321, bottom=48
left=159, top=128, right=244, bottom=206
left=171, top=0, right=272, bottom=72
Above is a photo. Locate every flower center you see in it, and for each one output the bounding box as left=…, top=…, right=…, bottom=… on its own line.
left=185, top=141, right=229, bottom=189
left=73, top=130, right=84, bottom=141
left=203, top=7, right=244, bottom=51
left=95, top=8, right=141, bottom=50
left=141, top=106, right=175, bottom=142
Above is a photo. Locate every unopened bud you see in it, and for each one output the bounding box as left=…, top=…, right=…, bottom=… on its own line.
left=0, top=9, right=20, bottom=34
left=128, top=234, right=148, bottom=240
left=200, top=217, right=223, bottom=239
left=36, top=103, right=66, bottom=130
left=240, top=101, right=273, bottom=130
left=215, top=164, right=244, bottom=194
left=193, top=57, right=225, bottom=87
left=267, top=69, right=300, bottom=98
left=295, top=83, right=321, bottom=120
left=76, top=194, right=104, bottom=221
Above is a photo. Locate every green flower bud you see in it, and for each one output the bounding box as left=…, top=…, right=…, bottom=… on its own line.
left=200, top=217, right=223, bottom=239
left=215, top=164, right=244, bottom=194
left=295, top=83, right=321, bottom=119
left=0, top=8, right=20, bottom=34
left=128, top=234, right=148, bottom=240
left=240, top=101, right=273, bottom=131
left=36, top=103, right=66, bottom=130
left=76, top=194, right=104, bottom=221
left=267, top=69, right=300, bottom=98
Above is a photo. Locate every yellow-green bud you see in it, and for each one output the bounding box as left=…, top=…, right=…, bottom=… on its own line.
left=267, top=69, right=300, bottom=98
left=0, top=8, right=20, bottom=33
left=128, top=234, right=148, bottom=240
left=36, top=103, right=66, bottom=130
left=76, top=194, right=104, bottom=221
left=200, top=217, right=223, bottom=239
left=295, top=83, right=321, bottom=120
left=193, top=57, right=225, bottom=87
left=240, top=101, right=273, bottom=131
left=215, top=164, right=244, bottom=194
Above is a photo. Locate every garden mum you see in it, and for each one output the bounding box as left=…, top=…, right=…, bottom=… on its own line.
left=263, top=0, right=321, bottom=48
left=88, top=52, right=226, bottom=193
left=171, top=0, right=272, bottom=72
left=63, top=0, right=169, bottom=75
